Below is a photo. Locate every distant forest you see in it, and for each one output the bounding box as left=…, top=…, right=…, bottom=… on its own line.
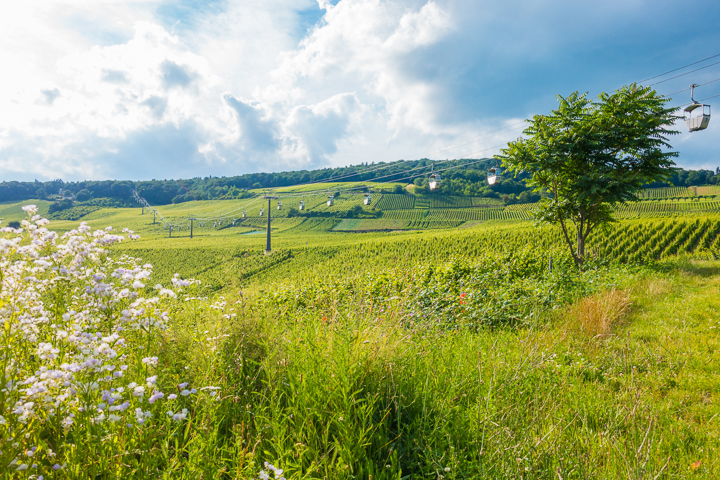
left=1, top=159, right=718, bottom=207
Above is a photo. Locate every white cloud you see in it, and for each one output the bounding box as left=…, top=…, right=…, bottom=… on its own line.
left=0, top=0, right=716, bottom=180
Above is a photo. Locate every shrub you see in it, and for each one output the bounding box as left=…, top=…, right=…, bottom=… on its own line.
left=0, top=206, right=210, bottom=478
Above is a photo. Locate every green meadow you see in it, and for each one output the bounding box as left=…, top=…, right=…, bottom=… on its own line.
left=2, top=185, right=720, bottom=478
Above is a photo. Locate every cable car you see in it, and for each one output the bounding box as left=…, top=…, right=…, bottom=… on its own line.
left=242, top=210, right=246, bottom=218
left=364, top=193, right=372, bottom=205
left=327, top=196, right=335, bottom=207
left=428, top=165, right=440, bottom=191
left=487, top=167, right=503, bottom=185
left=684, top=84, right=711, bottom=132
left=259, top=208, right=264, bottom=216
left=299, top=201, right=305, bottom=211
left=277, top=200, right=283, bottom=210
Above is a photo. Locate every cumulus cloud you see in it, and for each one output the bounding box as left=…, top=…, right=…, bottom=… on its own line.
left=40, top=88, right=61, bottom=105
left=160, top=60, right=199, bottom=90
left=0, top=0, right=717, bottom=180
left=283, top=92, right=364, bottom=163
left=222, top=94, right=280, bottom=153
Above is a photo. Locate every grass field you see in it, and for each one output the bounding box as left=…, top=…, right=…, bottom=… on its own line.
left=4, top=189, right=720, bottom=478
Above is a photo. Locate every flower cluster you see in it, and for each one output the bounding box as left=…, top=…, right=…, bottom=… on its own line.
left=258, top=462, right=286, bottom=480
left=0, top=208, right=201, bottom=476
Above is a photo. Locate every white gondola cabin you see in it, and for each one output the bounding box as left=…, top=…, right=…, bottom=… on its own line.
left=327, top=196, right=335, bottom=207
left=684, top=84, right=711, bottom=132
left=299, top=201, right=305, bottom=211
left=277, top=200, right=283, bottom=210
left=428, top=164, right=440, bottom=190
left=259, top=208, right=264, bottom=216
left=242, top=211, right=246, bottom=218
left=364, top=193, right=372, bottom=205
left=487, top=167, right=503, bottom=186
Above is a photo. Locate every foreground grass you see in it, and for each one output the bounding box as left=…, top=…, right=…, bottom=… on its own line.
left=148, top=260, right=719, bottom=479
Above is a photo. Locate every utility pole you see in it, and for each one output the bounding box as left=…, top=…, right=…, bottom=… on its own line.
left=153, top=210, right=156, bottom=224
left=189, top=218, right=195, bottom=239
left=262, top=191, right=279, bottom=254
left=169, top=226, right=172, bottom=238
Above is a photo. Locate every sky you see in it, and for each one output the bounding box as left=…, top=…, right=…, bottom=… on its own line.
left=1, top=0, right=719, bottom=182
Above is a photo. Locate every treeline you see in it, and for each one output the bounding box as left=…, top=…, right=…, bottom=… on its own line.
left=0, top=161, right=718, bottom=206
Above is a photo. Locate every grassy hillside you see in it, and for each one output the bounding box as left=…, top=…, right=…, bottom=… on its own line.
left=4, top=187, right=720, bottom=478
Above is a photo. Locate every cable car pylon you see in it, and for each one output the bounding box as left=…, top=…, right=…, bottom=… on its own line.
left=262, top=190, right=279, bottom=254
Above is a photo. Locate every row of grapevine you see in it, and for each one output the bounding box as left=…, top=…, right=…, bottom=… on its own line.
left=333, top=219, right=408, bottom=231
left=375, top=194, right=415, bottom=210
left=634, top=186, right=720, bottom=199
left=613, top=201, right=720, bottom=214
left=425, top=209, right=532, bottom=221
left=429, top=196, right=473, bottom=209
left=414, top=197, right=431, bottom=209
left=381, top=210, right=429, bottom=220
left=696, top=185, right=720, bottom=196
left=504, top=203, right=536, bottom=212
left=589, top=216, right=720, bottom=263
left=332, top=218, right=465, bottom=231
left=471, top=197, right=505, bottom=206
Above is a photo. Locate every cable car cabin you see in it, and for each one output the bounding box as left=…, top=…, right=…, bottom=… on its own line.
left=364, top=193, right=372, bottom=205
left=684, top=103, right=711, bottom=132
left=327, top=196, right=335, bottom=207
left=429, top=173, right=440, bottom=190
left=487, top=167, right=503, bottom=186
left=259, top=208, right=264, bottom=216
left=299, top=201, right=305, bottom=210
left=277, top=201, right=283, bottom=210
left=242, top=211, right=246, bottom=218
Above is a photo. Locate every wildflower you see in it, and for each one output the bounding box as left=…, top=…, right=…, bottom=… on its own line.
left=22, top=205, right=38, bottom=214
left=142, top=356, right=158, bottom=365
left=168, top=394, right=177, bottom=400
left=168, top=409, right=189, bottom=422
left=148, top=391, right=164, bottom=404
left=180, top=389, right=192, bottom=396
left=133, top=385, right=145, bottom=397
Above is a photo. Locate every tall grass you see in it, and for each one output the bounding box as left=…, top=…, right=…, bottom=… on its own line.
left=3, top=210, right=719, bottom=478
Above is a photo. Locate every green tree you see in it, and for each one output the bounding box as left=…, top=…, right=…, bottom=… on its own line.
left=496, top=84, right=678, bottom=266
left=75, top=189, right=92, bottom=201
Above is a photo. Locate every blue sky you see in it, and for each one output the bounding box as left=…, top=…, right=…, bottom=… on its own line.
left=1, top=0, right=719, bottom=181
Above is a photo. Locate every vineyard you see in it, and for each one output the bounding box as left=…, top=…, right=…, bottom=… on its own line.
left=333, top=218, right=464, bottom=231
left=375, top=193, right=415, bottom=210
left=5, top=193, right=720, bottom=479
left=425, top=208, right=531, bottom=221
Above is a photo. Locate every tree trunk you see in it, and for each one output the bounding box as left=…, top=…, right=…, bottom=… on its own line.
left=577, top=233, right=585, bottom=265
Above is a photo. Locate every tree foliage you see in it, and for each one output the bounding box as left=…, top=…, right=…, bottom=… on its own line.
left=497, top=84, right=679, bottom=266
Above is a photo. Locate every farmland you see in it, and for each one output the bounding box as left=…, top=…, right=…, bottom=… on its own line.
left=3, top=184, right=720, bottom=479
